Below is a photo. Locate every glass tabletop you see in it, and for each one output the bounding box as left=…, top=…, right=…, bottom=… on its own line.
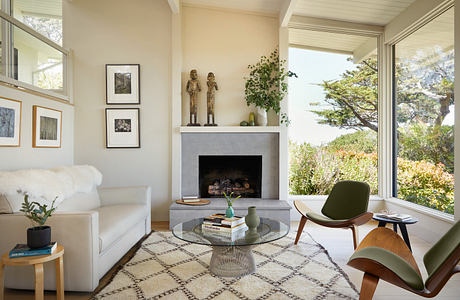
left=172, top=217, right=290, bottom=247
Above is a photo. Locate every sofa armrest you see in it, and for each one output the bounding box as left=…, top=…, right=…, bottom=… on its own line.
left=0, top=211, right=99, bottom=291
left=98, top=186, right=151, bottom=207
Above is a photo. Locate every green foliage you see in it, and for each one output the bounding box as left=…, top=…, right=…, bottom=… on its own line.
left=398, top=123, right=454, bottom=173
left=328, top=130, right=377, bottom=153
left=289, top=140, right=454, bottom=214
left=19, top=193, right=57, bottom=227
left=223, top=192, right=241, bottom=207
left=289, top=141, right=378, bottom=195
left=310, top=58, right=378, bottom=132
left=397, top=159, right=454, bottom=214
left=244, top=49, right=297, bottom=124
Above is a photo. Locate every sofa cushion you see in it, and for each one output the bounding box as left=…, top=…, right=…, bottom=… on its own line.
left=56, top=187, right=101, bottom=212
left=98, top=204, right=147, bottom=253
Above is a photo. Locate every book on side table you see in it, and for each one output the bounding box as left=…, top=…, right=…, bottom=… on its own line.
left=9, top=242, right=57, bottom=258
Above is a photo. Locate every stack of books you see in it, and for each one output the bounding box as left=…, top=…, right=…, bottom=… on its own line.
left=376, top=213, right=412, bottom=221
left=182, top=196, right=201, bottom=203
left=202, top=214, right=248, bottom=237
left=9, top=242, right=57, bottom=258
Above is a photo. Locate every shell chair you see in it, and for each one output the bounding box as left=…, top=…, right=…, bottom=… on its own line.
left=294, top=180, right=372, bottom=249
left=348, top=221, right=460, bottom=299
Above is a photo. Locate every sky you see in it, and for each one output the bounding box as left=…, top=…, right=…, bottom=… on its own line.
left=287, top=47, right=455, bottom=145
left=288, top=47, right=356, bottom=145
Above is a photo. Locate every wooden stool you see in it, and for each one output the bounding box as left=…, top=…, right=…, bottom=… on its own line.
left=0, top=245, right=64, bottom=300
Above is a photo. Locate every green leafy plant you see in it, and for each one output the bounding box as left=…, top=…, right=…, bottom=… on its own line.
left=244, top=48, right=297, bottom=125
left=223, top=192, right=241, bottom=207
left=19, top=193, right=57, bottom=227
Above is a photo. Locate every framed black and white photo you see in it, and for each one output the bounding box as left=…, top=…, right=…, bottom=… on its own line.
left=106, top=108, right=140, bottom=148
left=106, top=64, right=140, bottom=104
left=33, top=105, right=62, bottom=148
left=0, top=97, right=21, bottom=147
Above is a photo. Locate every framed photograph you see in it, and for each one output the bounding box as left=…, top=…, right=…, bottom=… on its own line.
left=106, top=108, right=140, bottom=148
left=106, top=64, right=140, bottom=104
left=33, top=105, right=62, bottom=148
left=0, top=97, right=21, bottom=147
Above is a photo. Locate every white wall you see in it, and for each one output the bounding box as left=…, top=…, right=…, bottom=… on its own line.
left=181, top=6, right=279, bottom=126
left=0, top=85, right=74, bottom=170
left=64, top=0, right=172, bottom=221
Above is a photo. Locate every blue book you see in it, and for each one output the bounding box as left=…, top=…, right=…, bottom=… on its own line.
left=9, top=242, right=57, bottom=258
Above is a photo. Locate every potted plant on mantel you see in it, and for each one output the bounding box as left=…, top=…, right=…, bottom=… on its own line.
left=244, top=48, right=297, bottom=126
left=19, top=192, right=57, bottom=249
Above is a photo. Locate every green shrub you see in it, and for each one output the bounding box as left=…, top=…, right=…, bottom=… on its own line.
left=398, top=123, right=454, bottom=173
left=397, top=158, right=454, bottom=214
left=289, top=141, right=454, bottom=214
left=328, top=130, right=377, bottom=153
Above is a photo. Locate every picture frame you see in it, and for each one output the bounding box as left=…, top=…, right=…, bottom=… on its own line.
left=32, top=105, right=62, bottom=148
left=106, top=64, right=140, bottom=104
left=0, top=97, right=21, bottom=147
left=105, top=108, right=140, bottom=148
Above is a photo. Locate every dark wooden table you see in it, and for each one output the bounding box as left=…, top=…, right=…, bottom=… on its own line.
left=373, top=215, right=418, bottom=251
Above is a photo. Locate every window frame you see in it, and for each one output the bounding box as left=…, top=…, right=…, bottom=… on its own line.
left=0, top=0, right=70, bottom=102
left=388, top=3, right=455, bottom=217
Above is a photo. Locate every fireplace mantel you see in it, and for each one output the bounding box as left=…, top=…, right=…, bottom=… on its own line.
left=179, top=126, right=281, bottom=133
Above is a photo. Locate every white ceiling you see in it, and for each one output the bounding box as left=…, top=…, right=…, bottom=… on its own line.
left=293, top=0, right=417, bottom=26
left=395, top=7, right=454, bottom=59
left=13, top=0, right=62, bottom=18
left=290, top=29, right=372, bottom=54
left=179, top=0, right=452, bottom=60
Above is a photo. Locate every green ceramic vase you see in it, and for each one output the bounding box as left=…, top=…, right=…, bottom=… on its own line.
left=226, top=206, right=234, bottom=218
left=245, top=206, right=260, bottom=232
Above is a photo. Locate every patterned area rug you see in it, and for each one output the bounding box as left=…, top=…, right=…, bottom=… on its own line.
left=92, top=231, right=358, bottom=300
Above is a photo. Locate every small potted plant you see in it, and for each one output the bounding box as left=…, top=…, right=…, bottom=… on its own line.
left=244, top=48, right=297, bottom=126
left=223, top=192, right=241, bottom=218
left=19, top=192, right=57, bottom=249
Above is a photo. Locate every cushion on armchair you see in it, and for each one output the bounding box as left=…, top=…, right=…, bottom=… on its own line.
left=349, top=246, right=424, bottom=290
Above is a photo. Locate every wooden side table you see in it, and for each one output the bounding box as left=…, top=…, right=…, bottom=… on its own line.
left=0, top=245, right=64, bottom=300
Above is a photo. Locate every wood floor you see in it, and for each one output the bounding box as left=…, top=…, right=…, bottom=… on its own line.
left=4, top=221, right=460, bottom=299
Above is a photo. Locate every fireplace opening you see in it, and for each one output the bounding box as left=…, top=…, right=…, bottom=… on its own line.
left=199, top=155, right=262, bottom=198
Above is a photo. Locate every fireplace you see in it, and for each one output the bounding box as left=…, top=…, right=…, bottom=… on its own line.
left=199, top=155, right=262, bottom=198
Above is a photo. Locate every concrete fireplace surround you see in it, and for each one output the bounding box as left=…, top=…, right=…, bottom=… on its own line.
left=169, top=131, right=291, bottom=228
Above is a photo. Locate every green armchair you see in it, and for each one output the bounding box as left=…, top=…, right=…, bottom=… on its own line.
left=348, top=221, right=460, bottom=299
left=294, top=180, right=373, bottom=249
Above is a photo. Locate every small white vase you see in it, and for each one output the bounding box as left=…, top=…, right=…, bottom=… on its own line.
left=256, top=107, right=268, bottom=126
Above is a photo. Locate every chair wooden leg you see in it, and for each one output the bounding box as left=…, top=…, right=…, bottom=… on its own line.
left=294, top=216, right=307, bottom=245
left=359, top=273, right=379, bottom=300
left=351, top=225, right=359, bottom=249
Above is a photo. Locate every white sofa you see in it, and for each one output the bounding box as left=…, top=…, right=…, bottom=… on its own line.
left=0, top=166, right=151, bottom=292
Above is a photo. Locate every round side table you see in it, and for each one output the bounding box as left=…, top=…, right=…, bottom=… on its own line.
left=373, top=215, right=418, bottom=252
left=0, top=245, right=64, bottom=300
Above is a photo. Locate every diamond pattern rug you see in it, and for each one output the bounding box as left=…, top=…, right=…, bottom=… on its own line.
left=91, top=231, right=359, bottom=300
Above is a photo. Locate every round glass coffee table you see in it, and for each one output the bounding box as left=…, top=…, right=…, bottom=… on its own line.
left=172, top=217, right=289, bottom=277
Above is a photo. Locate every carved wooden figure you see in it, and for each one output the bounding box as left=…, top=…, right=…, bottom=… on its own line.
left=186, top=69, right=201, bottom=126
left=205, top=72, right=218, bottom=126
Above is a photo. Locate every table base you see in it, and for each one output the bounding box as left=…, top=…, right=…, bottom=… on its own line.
left=209, top=245, right=255, bottom=277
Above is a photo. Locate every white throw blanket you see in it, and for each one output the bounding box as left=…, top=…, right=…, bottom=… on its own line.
left=0, top=165, right=102, bottom=212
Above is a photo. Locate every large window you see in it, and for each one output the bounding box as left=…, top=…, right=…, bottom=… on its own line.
left=0, top=0, right=66, bottom=97
left=394, top=8, right=454, bottom=214
left=289, top=46, right=378, bottom=195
